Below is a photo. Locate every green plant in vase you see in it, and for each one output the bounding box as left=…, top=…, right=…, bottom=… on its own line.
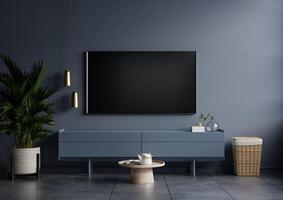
left=198, top=113, right=212, bottom=126
left=198, top=113, right=219, bottom=132
left=0, top=54, right=57, bottom=175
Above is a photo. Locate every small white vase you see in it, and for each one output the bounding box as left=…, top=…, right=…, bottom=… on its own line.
left=13, top=147, right=40, bottom=175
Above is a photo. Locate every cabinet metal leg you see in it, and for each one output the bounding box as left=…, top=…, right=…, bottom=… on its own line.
left=88, top=159, right=92, bottom=178
left=191, top=159, right=195, bottom=177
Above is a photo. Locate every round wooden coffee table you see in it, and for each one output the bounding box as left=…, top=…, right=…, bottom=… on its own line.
left=118, top=160, right=165, bottom=184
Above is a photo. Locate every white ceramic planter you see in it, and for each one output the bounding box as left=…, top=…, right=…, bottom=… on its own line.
left=13, top=147, right=40, bottom=175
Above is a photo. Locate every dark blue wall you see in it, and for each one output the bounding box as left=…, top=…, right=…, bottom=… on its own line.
left=1, top=0, right=283, bottom=170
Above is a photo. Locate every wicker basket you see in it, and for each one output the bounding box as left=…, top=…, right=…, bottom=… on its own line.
left=233, top=144, right=262, bottom=176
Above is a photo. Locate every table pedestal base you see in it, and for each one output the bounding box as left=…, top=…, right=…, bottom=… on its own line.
left=130, top=168, right=154, bottom=184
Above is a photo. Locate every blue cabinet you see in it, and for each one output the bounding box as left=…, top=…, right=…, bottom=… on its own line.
left=58, top=129, right=224, bottom=177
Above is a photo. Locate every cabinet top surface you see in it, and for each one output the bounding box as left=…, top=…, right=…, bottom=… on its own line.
left=59, top=129, right=224, bottom=134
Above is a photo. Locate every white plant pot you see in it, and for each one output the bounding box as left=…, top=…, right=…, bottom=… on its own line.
left=13, top=147, right=40, bottom=175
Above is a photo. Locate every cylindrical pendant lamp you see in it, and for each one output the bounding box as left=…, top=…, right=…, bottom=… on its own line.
left=64, top=70, right=71, bottom=86
left=72, top=91, right=78, bottom=108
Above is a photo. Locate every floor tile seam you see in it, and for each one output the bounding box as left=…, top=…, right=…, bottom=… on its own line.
left=163, top=174, right=173, bottom=200
left=211, top=176, right=237, bottom=200
left=259, top=176, right=283, bottom=192
left=108, top=176, right=117, bottom=200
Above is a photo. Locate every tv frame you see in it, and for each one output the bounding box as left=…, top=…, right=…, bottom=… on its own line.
left=85, top=51, right=196, bottom=115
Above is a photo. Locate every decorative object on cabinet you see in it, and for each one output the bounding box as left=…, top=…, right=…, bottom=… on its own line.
left=198, top=113, right=220, bottom=132
left=191, top=126, right=205, bottom=132
left=198, top=113, right=212, bottom=126
left=206, top=117, right=220, bottom=132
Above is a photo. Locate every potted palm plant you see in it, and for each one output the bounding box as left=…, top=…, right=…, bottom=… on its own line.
left=0, top=55, right=56, bottom=175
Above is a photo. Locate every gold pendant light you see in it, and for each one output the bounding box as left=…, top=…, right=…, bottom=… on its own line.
left=72, top=91, right=78, bottom=108
left=64, top=70, right=71, bottom=86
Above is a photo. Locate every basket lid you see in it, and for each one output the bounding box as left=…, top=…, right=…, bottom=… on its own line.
left=232, top=137, right=263, bottom=145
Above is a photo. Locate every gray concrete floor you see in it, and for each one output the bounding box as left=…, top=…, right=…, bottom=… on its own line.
left=0, top=173, right=283, bottom=200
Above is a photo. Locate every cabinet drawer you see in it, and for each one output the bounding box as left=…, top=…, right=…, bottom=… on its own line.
left=59, top=130, right=141, bottom=142
left=142, top=131, right=224, bottom=142
left=142, top=143, right=224, bottom=157
left=59, top=142, right=141, bottom=157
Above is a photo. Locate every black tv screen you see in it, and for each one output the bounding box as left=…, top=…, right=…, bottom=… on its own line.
left=86, top=51, right=196, bottom=114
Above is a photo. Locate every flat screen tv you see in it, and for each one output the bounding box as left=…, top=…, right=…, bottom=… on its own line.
left=86, top=51, right=196, bottom=114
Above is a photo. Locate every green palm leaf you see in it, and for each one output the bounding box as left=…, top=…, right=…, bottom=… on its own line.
left=0, top=54, right=56, bottom=148
left=0, top=55, right=25, bottom=83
